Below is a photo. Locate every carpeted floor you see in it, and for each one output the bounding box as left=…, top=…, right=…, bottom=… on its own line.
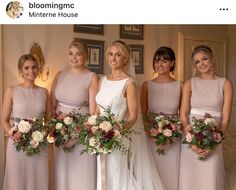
left=223, top=129, right=236, bottom=190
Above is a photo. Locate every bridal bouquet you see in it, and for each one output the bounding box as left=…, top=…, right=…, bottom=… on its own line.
left=145, top=112, right=182, bottom=155
left=48, top=112, right=87, bottom=152
left=10, top=117, right=49, bottom=156
left=78, top=106, right=134, bottom=155
left=182, top=113, right=223, bottom=160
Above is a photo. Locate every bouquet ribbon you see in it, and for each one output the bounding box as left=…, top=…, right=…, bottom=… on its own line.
left=190, top=108, right=221, bottom=118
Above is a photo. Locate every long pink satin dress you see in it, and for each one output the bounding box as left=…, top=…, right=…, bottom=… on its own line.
left=3, top=85, right=48, bottom=190
left=179, top=77, right=226, bottom=190
left=147, top=80, right=181, bottom=190
left=53, top=70, right=97, bottom=190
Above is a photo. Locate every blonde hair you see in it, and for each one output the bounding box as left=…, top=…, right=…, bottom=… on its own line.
left=106, top=40, right=130, bottom=63
left=18, top=54, right=38, bottom=73
left=69, top=39, right=88, bottom=62
left=192, top=45, right=216, bottom=76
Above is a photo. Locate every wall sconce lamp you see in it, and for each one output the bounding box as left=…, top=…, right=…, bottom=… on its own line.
left=30, top=42, right=49, bottom=82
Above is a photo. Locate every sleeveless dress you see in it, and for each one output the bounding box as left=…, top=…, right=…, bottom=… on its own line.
left=3, top=85, right=48, bottom=190
left=53, top=71, right=96, bottom=190
left=179, top=77, right=226, bottom=190
left=147, top=80, right=181, bottom=190
left=96, top=77, right=166, bottom=190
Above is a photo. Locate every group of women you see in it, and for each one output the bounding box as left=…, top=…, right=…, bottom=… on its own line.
left=2, top=39, right=233, bottom=190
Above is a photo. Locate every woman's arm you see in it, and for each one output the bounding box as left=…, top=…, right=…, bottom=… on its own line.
left=219, top=79, right=233, bottom=133
left=50, top=71, right=61, bottom=117
left=44, top=88, right=51, bottom=121
left=2, top=87, right=21, bottom=141
left=2, top=87, right=13, bottom=136
left=180, top=80, right=191, bottom=133
left=140, top=81, right=148, bottom=115
left=88, top=74, right=99, bottom=114
left=125, top=80, right=138, bottom=128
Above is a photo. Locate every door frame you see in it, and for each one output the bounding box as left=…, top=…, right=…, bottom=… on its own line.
left=177, top=32, right=227, bottom=81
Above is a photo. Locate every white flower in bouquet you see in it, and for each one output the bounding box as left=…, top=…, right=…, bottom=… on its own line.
left=113, top=129, right=122, bottom=139
left=30, top=139, right=39, bottom=148
left=185, top=132, right=193, bottom=143
left=89, top=137, right=100, bottom=148
left=204, top=118, right=217, bottom=127
left=155, top=115, right=165, bottom=121
left=32, top=130, right=44, bottom=142
left=55, top=122, right=63, bottom=130
left=91, top=126, right=99, bottom=133
left=163, top=129, right=172, bottom=137
left=47, top=134, right=55, bottom=143
left=87, top=115, right=97, bottom=125
left=63, top=116, right=73, bottom=125
left=18, top=120, right=32, bottom=133
left=99, top=121, right=112, bottom=132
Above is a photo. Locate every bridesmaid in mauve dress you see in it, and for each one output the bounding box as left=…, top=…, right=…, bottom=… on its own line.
left=50, top=39, right=99, bottom=190
left=141, top=46, right=182, bottom=190
left=2, top=54, right=50, bottom=190
left=179, top=45, right=233, bottom=190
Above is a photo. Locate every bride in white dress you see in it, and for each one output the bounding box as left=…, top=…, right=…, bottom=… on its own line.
left=96, top=40, right=165, bottom=190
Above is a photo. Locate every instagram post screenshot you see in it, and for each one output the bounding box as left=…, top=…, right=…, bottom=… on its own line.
left=0, top=0, right=235, bottom=190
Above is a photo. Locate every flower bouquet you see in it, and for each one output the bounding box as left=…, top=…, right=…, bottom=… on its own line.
left=78, top=106, right=134, bottom=155
left=48, top=112, right=87, bottom=152
left=10, top=117, right=49, bottom=156
left=145, top=112, right=182, bottom=155
left=182, top=113, right=223, bottom=160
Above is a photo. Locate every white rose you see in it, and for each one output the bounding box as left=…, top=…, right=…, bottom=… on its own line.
left=63, top=116, right=73, bottom=125
left=89, top=137, right=100, bottom=148
left=32, top=130, right=44, bottom=142
left=91, top=126, right=99, bottom=133
left=163, top=129, right=172, bottom=137
left=30, top=139, right=39, bottom=148
left=113, top=129, right=121, bottom=139
left=87, top=115, right=97, bottom=125
left=55, top=122, right=63, bottom=130
left=185, top=132, right=193, bottom=143
left=204, top=118, right=217, bottom=127
left=99, top=121, right=112, bottom=132
left=47, top=134, right=55, bottom=143
left=18, top=120, right=32, bottom=133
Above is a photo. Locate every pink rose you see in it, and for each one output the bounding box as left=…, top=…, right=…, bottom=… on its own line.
left=212, top=132, right=222, bottom=143
left=150, top=128, right=159, bottom=136
left=163, top=129, right=172, bottom=137
left=171, top=124, right=177, bottom=131
left=30, top=139, right=39, bottom=148
left=185, top=132, right=193, bottom=143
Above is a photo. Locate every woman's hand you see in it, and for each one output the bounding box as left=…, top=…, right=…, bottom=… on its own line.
left=64, top=139, right=77, bottom=149
left=184, top=124, right=192, bottom=135
left=198, top=149, right=213, bottom=159
left=191, top=145, right=213, bottom=159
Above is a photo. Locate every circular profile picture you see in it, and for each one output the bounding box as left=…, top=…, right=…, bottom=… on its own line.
left=6, top=1, right=24, bottom=19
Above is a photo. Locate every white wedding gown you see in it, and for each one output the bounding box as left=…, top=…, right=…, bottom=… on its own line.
left=96, top=76, right=166, bottom=190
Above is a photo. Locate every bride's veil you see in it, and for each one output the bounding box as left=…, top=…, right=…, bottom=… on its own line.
left=125, top=49, right=166, bottom=190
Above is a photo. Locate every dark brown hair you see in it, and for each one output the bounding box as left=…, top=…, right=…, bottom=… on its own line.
left=152, top=46, right=176, bottom=73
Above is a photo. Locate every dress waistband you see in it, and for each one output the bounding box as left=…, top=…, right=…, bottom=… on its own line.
left=190, top=108, right=221, bottom=118
left=58, top=102, right=81, bottom=109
